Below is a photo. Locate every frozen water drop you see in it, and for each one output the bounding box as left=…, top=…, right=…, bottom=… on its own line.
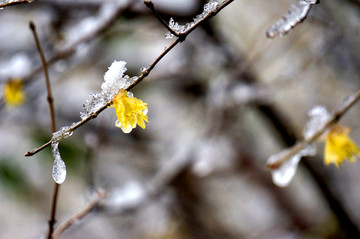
left=165, top=32, right=174, bottom=39
left=140, top=67, right=147, bottom=72
left=142, top=109, right=148, bottom=115
left=169, top=18, right=174, bottom=28
left=51, top=142, right=67, bottom=184
left=269, top=144, right=316, bottom=187
left=127, top=91, right=133, bottom=98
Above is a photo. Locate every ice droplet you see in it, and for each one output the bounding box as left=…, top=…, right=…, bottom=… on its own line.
left=127, top=91, right=133, bottom=98
left=303, top=106, right=330, bottom=140
left=269, top=144, right=316, bottom=187
left=165, top=32, right=174, bottom=39
left=51, top=142, right=67, bottom=184
left=52, top=126, right=73, bottom=142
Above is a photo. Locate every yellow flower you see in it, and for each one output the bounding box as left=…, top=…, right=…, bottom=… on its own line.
left=4, top=78, right=25, bottom=108
left=324, top=125, right=360, bottom=166
left=110, top=89, right=149, bottom=133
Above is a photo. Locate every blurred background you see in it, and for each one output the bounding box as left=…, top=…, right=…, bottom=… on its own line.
left=1, top=0, right=360, bottom=238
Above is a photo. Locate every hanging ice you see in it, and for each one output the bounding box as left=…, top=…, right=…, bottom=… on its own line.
left=268, top=144, right=316, bottom=187
left=303, top=105, right=330, bottom=140
left=51, top=142, right=67, bottom=184
left=266, top=0, right=319, bottom=38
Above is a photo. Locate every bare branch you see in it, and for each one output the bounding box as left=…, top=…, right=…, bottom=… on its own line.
left=51, top=189, right=107, bottom=239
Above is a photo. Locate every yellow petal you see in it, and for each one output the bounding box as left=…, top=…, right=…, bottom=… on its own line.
left=111, top=89, right=149, bottom=133
left=324, top=125, right=360, bottom=166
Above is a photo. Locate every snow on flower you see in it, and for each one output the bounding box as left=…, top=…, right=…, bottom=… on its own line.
left=324, top=125, right=360, bottom=166
left=110, top=89, right=149, bottom=133
left=4, top=78, right=25, bottom=107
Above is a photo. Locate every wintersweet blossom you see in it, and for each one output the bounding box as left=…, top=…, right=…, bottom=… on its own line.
left=324, top=125, right=360, bottom=166
left=4, top=78, right=25, bottom=107
left=110, top=89, right=149, bottom=133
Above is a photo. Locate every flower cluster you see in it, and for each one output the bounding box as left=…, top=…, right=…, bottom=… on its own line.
left=110, top=89, right=149, bottom=133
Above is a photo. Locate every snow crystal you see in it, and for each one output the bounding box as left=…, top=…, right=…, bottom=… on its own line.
left=168, top=0, right=218, bottom=35
left=303, top=106, right=330, bottom=141
left=80, top=60, right=134, bottom=120
left=102, top=61, right=129, bottom=97
left=51, top=142, right=67, bottom=184
left=269, top=144, right=316, bottom=187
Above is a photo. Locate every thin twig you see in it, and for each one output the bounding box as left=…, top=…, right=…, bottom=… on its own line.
left=30, top=21, right=56, bottom=132
left=25, top=0, right=235, bottom=157
left=51, top=189, right=107, bottom=239
left=267, top=89, right=360, bottom=169
left=13, top=1, right=134, bottom=88
left=144, top=1, right=179, bottom=37
left=30, top=21, right=60, bottom=239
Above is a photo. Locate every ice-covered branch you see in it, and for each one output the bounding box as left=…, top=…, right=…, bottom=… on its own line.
left=266, top=0, right=319, bottom=38
left=51, top=189, right=107, bottom=239
left=25, top=0, right=236, bottom=157
left=0, top=0, right=33, bottom=7
left=267, top=89, right=360, bottom=170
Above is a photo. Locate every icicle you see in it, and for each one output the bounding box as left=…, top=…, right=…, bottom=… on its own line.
left=268, top=144, right=316, bottom=187
left=51, top=142, right=67, bottom=184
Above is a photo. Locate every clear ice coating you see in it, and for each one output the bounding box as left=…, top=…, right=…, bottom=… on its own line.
left=51, top=142, right=67, bottom=184
left=303, top=106, right=330, bottom=141
left=269, top=144, right=316, bottom=187
left=168, top=0, right=218, bottom=34
left=80, top=60, right=134, bottom=120
left=52, top=126, right=74, bottom=142
left=266, top=0, right=318, bottom=38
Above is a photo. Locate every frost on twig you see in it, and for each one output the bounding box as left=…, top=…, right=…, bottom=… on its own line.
left=166, top=0, right=219, bottom=38
left=0, top=0, right=33, bottom=8
left=303, top=105, right=330, bottom=141
left=266, top=0, right=319, bottom=39
left=81, top=60, right=136, bottom=120
left=268, top=144, right=316, bottom=187
left=45, top=61, right=135, bottom=183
